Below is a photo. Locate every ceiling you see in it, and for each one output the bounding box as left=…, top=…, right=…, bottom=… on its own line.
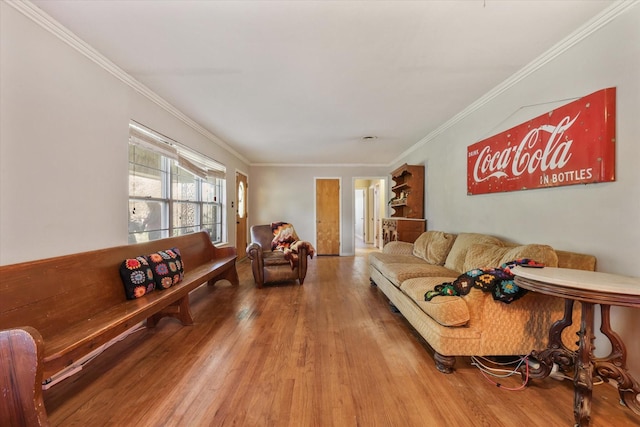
left=31, top=0, right=615, bottom=166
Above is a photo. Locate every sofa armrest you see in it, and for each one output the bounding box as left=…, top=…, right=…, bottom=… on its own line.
left=246, top=242, right=265, bottom=286
left=469, top=290, right=579, bottom=356
left=383, top=241, right=414, bottom=255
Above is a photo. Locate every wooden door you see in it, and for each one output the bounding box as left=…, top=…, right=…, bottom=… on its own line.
left=235, top=171, right=248, bottom=259
left=315, top=178, right=340, bottom=255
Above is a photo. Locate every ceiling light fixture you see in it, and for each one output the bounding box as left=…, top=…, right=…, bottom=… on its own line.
left=361, top=136, right=378, bottom=141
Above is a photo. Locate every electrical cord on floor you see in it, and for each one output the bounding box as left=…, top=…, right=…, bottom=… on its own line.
left=470, top=354, right=605, bottom=391
left=470, top=355, right=530, bottom=391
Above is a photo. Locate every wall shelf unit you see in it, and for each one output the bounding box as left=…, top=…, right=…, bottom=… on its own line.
left=383, top=163, right=426, bottom=245
left=389, top=163, right=424, bottom=219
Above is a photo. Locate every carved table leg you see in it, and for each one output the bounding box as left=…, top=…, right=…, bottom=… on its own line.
left=594, top=305, right=640, bottom=415
left=529, top=299, right=576, bottom=379
left=574, top=302, right=595, bottom=427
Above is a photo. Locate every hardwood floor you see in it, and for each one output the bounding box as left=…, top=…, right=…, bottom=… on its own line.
left=43, top=246, right=639, bottom=426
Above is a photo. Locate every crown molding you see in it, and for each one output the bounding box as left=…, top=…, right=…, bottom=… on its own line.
left=8, top=0, right=636, bottom=169
left=6, top=0, right=250, bottom=165
left=250, top=163, right=388, bottom=168
left=391, top=0, right=639, bottom=167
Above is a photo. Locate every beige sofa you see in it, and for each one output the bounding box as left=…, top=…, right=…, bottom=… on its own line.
left=369, top=231, right=596, bottom=373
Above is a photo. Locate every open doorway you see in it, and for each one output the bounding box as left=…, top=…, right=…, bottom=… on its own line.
left=354, top=178, right=386, bottom=250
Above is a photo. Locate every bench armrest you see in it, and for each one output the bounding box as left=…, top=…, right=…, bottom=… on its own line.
left=0, top=327, right=50, bottom=426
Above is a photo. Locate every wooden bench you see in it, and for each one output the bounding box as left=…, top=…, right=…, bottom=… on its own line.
left=0, top=327, right=48, bottom=427
left=0, top=231, right=238, bottom=384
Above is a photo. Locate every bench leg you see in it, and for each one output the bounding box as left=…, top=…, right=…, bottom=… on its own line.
left=146, top=296, right=194, bottom=328
left=208, top=265, right=240, bottom=287
left=225, top=265, right=240, bottom=286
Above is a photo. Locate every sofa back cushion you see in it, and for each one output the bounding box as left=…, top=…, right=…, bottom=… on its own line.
left=412, top=231, right=457, bottom=265
left=462, top=243, right=559, bottom=272
left=555, top=250, right=596, bottom=271
left=443, top=233, right=505, bottom=273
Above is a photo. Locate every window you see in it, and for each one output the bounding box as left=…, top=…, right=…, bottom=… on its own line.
left=238, top=181, right=246, bottom=219
left=128, top=122, right=226, bottom=244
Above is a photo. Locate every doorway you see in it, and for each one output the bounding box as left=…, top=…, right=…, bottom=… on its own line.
left=354, top=178, right=386, bottom=249
left=355, top=188, right=365, bottom=242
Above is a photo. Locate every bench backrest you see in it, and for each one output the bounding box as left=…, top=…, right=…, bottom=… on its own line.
left=0, top=232, right=218, bottom=339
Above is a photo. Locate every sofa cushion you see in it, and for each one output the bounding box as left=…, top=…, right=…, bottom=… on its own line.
left=555, top=250, right=596, bottom=271
left=462, top=243, right=559, bottom=272
left=498, top=244, right=558, bottom=267
left=402, top=278, right=470, bottom=326
left=263, top=250, right=291, bottom=266
left=443, top=233, right=505, bottom=273
left=412, top=231, right=457, bottom=265
left=382, top=241, right=415, bottom=255
left=377, top=263, right=458, bottom=287
left=368, top=252, right=428, bottom=271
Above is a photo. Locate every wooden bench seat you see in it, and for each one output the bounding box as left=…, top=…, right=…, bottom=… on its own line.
left=0, top=231, right=238, bottom=382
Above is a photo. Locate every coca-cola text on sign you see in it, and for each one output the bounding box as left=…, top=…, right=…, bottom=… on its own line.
left=467, top=87, right=615, bottom=195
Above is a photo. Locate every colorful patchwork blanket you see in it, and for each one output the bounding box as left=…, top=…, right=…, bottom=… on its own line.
left=271, top=222, right=316, bottom=269
left=271, top=222, right=300, bottom=250
left=424, top=258, right=544, bottom=304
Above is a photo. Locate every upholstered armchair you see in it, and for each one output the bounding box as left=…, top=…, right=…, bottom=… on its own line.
left=246, top=224, right=311, bottom=288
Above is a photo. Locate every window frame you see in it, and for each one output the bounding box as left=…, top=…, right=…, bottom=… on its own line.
left=128, top=123, right=226, bottom=245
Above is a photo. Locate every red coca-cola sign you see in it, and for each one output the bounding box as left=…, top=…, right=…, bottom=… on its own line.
left=467, top=87, right=616, bottom=195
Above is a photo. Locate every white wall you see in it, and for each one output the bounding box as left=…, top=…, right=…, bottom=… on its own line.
left=0, top=3, right=249, bottom=264
left=391, top=5, right=640, bottom=376
left=248, top=167, right=388, bottom=255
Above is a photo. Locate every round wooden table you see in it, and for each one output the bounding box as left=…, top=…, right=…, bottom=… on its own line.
left=513, top=266, right=640, bottom=427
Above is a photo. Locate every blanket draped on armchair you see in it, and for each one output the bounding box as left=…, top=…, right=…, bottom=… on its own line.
left=271, top=222, right=316, bottom=269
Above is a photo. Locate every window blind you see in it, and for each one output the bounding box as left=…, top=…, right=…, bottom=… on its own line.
left=129, top=121, right=226, bottom=180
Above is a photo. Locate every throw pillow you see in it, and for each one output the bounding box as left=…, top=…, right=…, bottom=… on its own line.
left=463, top=243, right=510, bottom=272
left=497, top=244, right=558, bottom=268
left=463, top=243, right=559, bottom=272
left=443, top=233, right=505, bottom=273
left=412, top=231, right=457, bottom=265
left=148, top=247, right=184, bottom=290
left=119, top=256, right=155, bottom=300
